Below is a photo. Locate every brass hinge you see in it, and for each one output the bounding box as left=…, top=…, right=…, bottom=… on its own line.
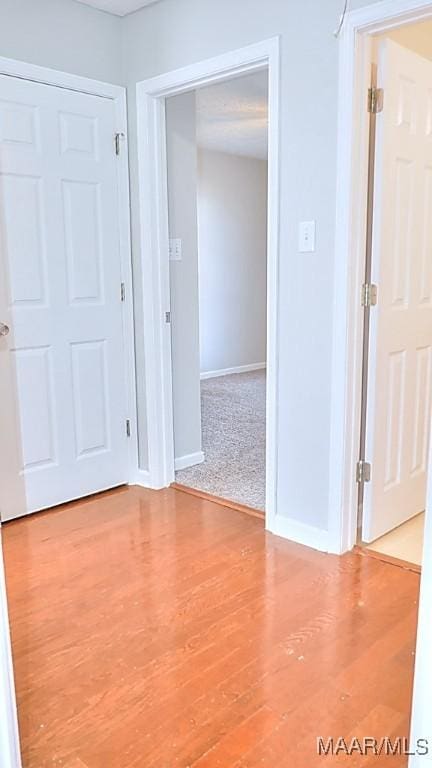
left=361, top=283, right=378, bottom=307
left=368, top=87, right=384, bottom=114
left=356, top=460, right=371, bottom=484
left=115, top=131, right=125, bottom=156
left=120, top=282, right=125, bottom=302
left=126, top=419, right=131, bottom=438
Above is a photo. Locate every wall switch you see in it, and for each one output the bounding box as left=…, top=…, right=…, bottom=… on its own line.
left=169, top=238, right=182, bottom=261
left=298, top=220, right=316, bottom=253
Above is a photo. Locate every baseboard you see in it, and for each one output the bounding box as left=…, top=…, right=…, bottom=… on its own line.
left=175, top=451, right=205, bottom=471
left=268, top=515, right=329, bottom=553
left=200, top=363, right=266, bottom=380
left=0, top=544, right=22, bottom=768
left=132, top=469, right=151, bottom=488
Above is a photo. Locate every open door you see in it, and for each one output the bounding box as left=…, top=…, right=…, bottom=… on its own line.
left=362, top=39, right=432, bottom=543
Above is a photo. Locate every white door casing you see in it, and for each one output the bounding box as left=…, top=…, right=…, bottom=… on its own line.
left=409, top=416, right=432, bottom=762
left=363, top=39, right=432, bottom=542
left=136, top=39, right=280, bottom=535
left=0, top=203, right=26, bottom=522
left=0, top=75, right=130, bottom=518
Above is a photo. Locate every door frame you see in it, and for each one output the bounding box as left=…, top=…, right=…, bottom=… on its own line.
left=135, top=38, right=280, bottom=528
left=0, top=56, right=138, bottom=491
left=410, top=456, right=432, bottom=764
left=329, top=0, right=432, bottom=555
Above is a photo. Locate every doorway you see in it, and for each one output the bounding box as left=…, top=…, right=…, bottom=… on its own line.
left=136, top=39, right=280, bottom=528
left=329, top=0, right=432, bottom=559
left=355, top=23, right=432, bottom=568
left=166, top=71, right=268, bottom=513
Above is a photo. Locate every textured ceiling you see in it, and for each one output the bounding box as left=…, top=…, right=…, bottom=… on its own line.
left=196, top=70, right=269, bottom=161
left=74, top=0, right=161, bottom=16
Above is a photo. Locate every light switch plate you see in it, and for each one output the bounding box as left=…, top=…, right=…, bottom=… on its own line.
left=169, top=238, right=182, bottom=261
left=298, top=220, right=316, bottom=253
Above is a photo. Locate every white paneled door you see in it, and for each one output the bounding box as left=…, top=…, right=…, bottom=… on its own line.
left=0, top=75, right=129, bottom=519
left=363, top=40, right=432, bottom=542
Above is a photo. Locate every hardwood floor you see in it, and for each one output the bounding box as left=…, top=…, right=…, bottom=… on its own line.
left=2, top=486, right=420, bottom=768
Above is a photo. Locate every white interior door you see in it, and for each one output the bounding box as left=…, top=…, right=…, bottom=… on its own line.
left=0, top=75, right=129, bottom=520
left=363, top=39, right=432, bottom=543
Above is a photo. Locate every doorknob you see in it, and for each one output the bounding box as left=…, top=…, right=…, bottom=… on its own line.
left=0, top=322, right=10, bottom=337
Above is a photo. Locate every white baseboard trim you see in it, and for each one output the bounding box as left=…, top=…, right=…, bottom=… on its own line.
left=0, top=537, right=22, bottom=768
left=200, top=363, right=266, bottom=380
left=175, top=451, right=205, bottom=471
left=131, top=469, right=151, bottom=488
left=268, top=515, right=330, bottom=553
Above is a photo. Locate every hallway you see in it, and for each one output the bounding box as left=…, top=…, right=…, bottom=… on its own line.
left=2, top=486, right=419, bottom=767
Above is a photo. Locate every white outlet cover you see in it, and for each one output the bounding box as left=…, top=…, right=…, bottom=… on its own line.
left=298, top=220, right=316, bottom=253
left=169, top=238, right=182, bottom=261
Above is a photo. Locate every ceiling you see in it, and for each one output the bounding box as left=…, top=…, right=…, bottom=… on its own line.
left=196, top=70, right=269, bottom=161
left=74, top=0, right=161, bottom=16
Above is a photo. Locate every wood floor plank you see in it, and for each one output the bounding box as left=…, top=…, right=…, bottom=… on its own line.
left=2, top=486, right=420, bottom=768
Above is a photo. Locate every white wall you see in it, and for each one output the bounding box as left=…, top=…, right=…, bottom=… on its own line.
left=166, top=93, right=202, bottom=463
left=198, top=149, right=267, bottom=375
left=120, top=0, right=361, bottom=533
left=0, top=0, right=122, bottom=84
left=0, top=0, right=387, bottom=534
left=409, top=433, right=432, bottom=765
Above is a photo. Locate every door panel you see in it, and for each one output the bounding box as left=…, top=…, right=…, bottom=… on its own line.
left=363, top=40, right=432, bottom=542
left=71, top=340, right=110, bottom=458
left=0, top=75, right=128, bottom=519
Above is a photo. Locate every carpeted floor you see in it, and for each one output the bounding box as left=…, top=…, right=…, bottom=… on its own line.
left=175, top=370, right=266, bottom=510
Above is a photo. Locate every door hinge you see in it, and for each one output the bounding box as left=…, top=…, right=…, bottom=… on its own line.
left=115, top=131, right=125, bottom=156
left=165, top=311, right=171, bottom=324
left=126, top=419, right=131, bottom=438
left=121, top=282, right=126, bottom=302
left=356, top=460, right=371, bottom=484
left=361, top=283, right=378, bottom=307
left=368, top=87, right=384, bottom=114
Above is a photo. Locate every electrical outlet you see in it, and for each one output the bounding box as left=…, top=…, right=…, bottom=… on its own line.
left=169, top=238, right=182, bottom=261
left=298, top=221, right=316, bottom=253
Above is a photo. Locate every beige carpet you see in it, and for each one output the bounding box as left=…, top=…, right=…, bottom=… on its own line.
left=175, top=370, right=266, bottom=510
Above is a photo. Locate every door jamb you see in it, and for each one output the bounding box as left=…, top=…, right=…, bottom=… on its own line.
left=329, top=0, right=432, bottom=555
left=0, top=56, right=139, bottom=484
left=135, top=38, right=281, bottom=529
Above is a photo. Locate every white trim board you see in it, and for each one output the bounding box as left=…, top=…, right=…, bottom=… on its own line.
left=132, top=469, right=152, bottom=488
left=0, top=55, right=139, bottom=497
left=174, top=451, right=205, bottom=471
left=136, top=37, right=281, bottom=534
left=0, top=534, right=21, bottom=768
left=268, top=516, right=330, bottom=553
left=0, top=55, right=123, bottom=99
left=200, top=363, right=266, bottom=380
left=329, top=0, right=432, bottom=556
left=410, top=449, right=432, bottom=763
